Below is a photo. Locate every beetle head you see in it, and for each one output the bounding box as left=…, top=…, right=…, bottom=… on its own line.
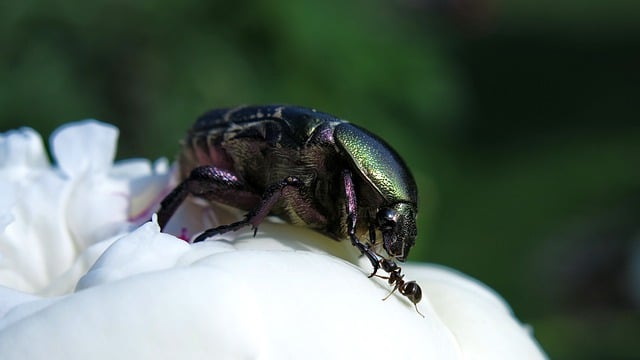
left=376, top=202, right=417, bottom=262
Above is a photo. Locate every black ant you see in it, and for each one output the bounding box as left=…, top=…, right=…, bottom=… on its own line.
left=377, top=258, right=424, bottom=317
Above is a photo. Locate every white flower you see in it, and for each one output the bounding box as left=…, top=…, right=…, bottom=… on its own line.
left=0, top=121, right=547, bottom=359
left=0, top=121, right=169, bottom=294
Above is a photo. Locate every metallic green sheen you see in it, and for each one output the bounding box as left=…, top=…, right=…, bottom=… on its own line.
left=335, top=123, right=417, bottom=204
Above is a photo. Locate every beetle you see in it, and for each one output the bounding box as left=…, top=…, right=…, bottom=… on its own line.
left=157, top=105, right=421, bottom=307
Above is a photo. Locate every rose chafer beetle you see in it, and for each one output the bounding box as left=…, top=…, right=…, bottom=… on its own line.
left=157, top=105, right=421, bottom=308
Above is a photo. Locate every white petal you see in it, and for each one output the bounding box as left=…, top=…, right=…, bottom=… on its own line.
left=0, top=171, right=76, bottom=293
left=0, top=122, right=173, bottom=294
left=76, top=220, right=191, bottom=290
left=113, top=158, right=171, bottom=222
left=50, top=120, right=118, bottom=177
left=0, top=127, right=49, bottom=171
left=39, top=238, right=117, bottom=296
left=64, top=174, right=132, bottom=248
left=0, top=286, right=49, bottom=326
left=0, top=181, right=16, bottom=232
left=406, top=263, right=548, bottom=359
left=0, top=223, right=462, bottom=359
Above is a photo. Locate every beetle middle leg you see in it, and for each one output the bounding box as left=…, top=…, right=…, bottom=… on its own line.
left=342, top=170, right=381, bottom=277
left=192, top=176, right=305, bottom=243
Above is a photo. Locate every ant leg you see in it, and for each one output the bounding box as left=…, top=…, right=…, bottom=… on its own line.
left=372, top=259, right=400, bottom=281
left=342, top=170, right=380, bottom=277
left=193, top=176, right=304, bottom=243
left=382, top=283, right=401, bottom=301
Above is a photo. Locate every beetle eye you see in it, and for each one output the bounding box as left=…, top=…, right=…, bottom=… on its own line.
left=377, top=208, right=397, bottom=230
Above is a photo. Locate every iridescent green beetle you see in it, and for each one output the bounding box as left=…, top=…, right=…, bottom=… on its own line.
left=157, top=105, right=421, bottom=307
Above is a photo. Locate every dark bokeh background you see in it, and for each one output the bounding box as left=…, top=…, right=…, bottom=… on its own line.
left=1, top=0, right=639, bottom=357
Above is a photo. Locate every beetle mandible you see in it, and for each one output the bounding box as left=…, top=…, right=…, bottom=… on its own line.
left=157, top=105, right=421, bottom=306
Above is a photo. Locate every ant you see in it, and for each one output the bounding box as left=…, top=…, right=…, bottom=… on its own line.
left=376, top=258, right=424, bottom=317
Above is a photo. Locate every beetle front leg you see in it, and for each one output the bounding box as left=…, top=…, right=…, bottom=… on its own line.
left=342, top=170, right=381, bottom=277
left=193, top=176, right=304, bottom=243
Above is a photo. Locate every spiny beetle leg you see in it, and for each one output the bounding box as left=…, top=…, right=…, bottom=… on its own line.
left=157, top=165, right=250, bottom=230
left=157, top=182, right=188, bottom=230
left=343, top=169, right=381, bottom=277
left=193, top=176, right=304, bottom=243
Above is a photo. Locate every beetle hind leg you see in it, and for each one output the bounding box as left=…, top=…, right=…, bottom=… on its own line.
left=157, top=181, right=189, bottom=230
left=157, top=165, right=257, bottom=230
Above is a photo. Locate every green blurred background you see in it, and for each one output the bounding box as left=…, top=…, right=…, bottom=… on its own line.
left=1, top=0, right=638, bottom=357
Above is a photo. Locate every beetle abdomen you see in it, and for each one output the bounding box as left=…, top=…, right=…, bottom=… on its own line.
left=181, top=105, right=342, bottom=178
